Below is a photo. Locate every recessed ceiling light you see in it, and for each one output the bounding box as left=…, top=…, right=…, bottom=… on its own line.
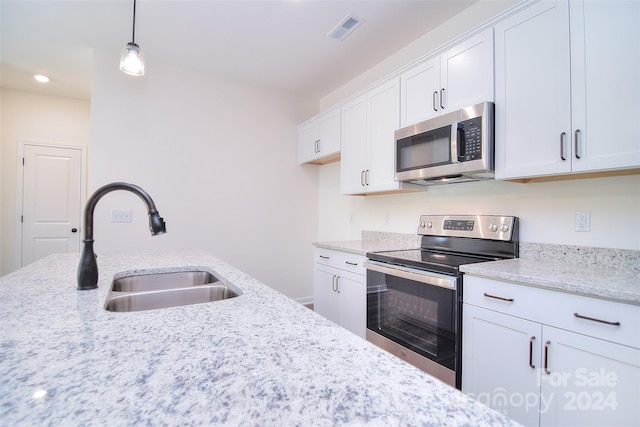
left=34, top=75, right=50, bottom=83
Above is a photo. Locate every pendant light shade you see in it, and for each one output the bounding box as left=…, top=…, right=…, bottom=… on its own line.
left=120, top=42, right=145, bottom=76
left=119, top=0, right=145, bottom=76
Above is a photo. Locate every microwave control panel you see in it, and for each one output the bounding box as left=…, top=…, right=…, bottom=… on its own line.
left=457, top=117, right=482, bottom=161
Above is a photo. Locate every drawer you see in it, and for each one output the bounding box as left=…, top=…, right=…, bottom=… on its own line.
left=314, top=248, right=366, bottom=275
left=463, top=275, right=640, bottom=349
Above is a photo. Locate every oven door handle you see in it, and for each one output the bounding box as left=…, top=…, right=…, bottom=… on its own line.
left=364, top=261, right=457, bottom=290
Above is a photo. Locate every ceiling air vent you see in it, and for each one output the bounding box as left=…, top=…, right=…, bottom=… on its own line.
left=327, top=14, right=365, bottom=41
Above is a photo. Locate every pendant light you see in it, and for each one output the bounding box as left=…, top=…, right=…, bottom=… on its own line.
left=119, top=0, right=145, bottom=76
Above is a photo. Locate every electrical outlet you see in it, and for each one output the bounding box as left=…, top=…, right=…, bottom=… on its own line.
left=111, top=209, right=133, bottom=223
left=575, top=211, right=591, bottom=232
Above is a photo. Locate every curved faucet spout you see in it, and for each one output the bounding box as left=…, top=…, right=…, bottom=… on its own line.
left=77, top=182, right=167, bottom=290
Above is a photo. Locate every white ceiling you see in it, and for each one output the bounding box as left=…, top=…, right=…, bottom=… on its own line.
left=0, top=0, right=478, bottom=101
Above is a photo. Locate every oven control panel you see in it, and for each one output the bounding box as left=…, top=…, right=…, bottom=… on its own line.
left=418, top=215, right=518, bottom=241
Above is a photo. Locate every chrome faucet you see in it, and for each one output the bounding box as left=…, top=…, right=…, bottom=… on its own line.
left=77, top=182, right=166, bottom=290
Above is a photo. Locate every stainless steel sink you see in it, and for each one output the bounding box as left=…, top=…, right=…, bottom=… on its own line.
left=105, top=285, right=238, bottom=312
left=111, top=270, right=218, bottom=292
left=105, top=270, right=239, bottom=312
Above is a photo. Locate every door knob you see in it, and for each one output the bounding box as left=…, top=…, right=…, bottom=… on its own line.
left=71, top=228, right=78, bottom=233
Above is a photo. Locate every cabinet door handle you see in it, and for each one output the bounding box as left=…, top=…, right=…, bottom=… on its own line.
left=574, top=129, right=581, bottom=159
left=433, top=91, right=438, bottom=111
left=574, top=312, right=620, bottom=326
left=360, top=170, right=365, bottom=186
left=345, top=261, right=358, bottom=266
left=529, top=336, right=536, bottom=369
left=335, top=276, right=340, bottom=293
left=331, top=275, right=337, bottom=292
left=440, top=88, right=445, bottom=110
left=560, top=132, right=567, bottom=161
left=544, top=340, right=551, bottom=374
left=483, top=292, right=514, bottom=302
left=365, top=169, right=370, bottom=186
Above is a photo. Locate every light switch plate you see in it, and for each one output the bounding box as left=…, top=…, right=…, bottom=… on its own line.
left=112, top=209, right=132, bottom=223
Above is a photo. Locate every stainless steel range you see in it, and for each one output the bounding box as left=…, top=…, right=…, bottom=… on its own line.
left=365, top=215, right=519, bottom=389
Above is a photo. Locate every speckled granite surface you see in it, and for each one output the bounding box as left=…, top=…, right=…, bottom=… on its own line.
left=313, top=231, right=421, bottom=256
left=0, top=250, right=517, bottom=426
left=520, top=242, right=640, bottom=272
left=461, top=243, right=640, bottom=305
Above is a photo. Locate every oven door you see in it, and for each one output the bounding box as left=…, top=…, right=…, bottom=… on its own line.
left=365, top=260, right=460, bottom=388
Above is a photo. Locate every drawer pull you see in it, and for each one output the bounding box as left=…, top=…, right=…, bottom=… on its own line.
left=345, top=261, right=358, bottom=266
left=529, top=336, right=536, bottom=369
left=483, top=292, right=514, bottom=302
left=544, top=341, right=551, bottom=374
left=574, top=312, right=620, bottom=326
left=319, top=255, right=330, bottom=259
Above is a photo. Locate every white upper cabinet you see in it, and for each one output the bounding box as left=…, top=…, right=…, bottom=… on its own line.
left=495, top=0, right=640, bottom=180
left=340, top=77, right=421, bottom=195
left=400, top=29, right=494, bottom=127
left=298, top=107, right=341, bottom=165
left=340, top=93, right=368, bottom=194
left=570, top=0, right=640, bottom=173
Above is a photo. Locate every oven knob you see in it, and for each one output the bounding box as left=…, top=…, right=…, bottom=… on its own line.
left=426, top=221, right=433, bottom=229
left=420, top=221, right=426, bottom=228
left=489, top=223, right=498, bottom=232
left=500, top=223, right=510, bottom=232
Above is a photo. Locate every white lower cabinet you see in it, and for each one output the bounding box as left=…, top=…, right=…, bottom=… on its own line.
left=462, top=275, right=640, bottom=427
left=313, top=248, right=366, bottom=338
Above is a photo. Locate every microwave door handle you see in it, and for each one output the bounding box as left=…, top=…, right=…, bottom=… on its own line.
left=456, top=124, right=466, bottom=162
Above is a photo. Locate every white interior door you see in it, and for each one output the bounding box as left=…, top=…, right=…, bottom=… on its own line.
left=21, top=143, right=84, bottom=267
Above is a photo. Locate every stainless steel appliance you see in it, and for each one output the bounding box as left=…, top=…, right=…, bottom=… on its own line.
left=365, top=215, right=519, bottom=389
left=394, top=102, right=494, bottom=185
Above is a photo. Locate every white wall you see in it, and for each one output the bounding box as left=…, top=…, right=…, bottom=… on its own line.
left=0, top=89, right=91, bottom=276
left=89, top=50, right=318, bottom=300
left=319, top=162, right=640, bottom=250
left=316, top=0, right=640, bottom=251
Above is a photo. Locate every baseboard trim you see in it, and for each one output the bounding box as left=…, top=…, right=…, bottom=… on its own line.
left=294, top=296, right=314, bottom=306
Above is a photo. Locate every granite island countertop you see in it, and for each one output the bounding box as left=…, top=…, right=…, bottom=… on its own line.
left=0, top=250, right=517, bottom=426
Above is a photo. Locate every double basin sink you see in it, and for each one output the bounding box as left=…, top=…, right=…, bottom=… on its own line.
left=104, top=270, right=240, bottom=312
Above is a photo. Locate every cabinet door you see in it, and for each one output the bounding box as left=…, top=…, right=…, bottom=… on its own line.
left=462, top=304, right=542, bottom=426
left=313, top=263, right=338, bottom=324
left=335, top=271, right=366, bottom=339
left=441, top=29, right=494, bottom=113
left=340, top=94, right=368, bottom=195
left=495, top=0, right=572, bottom=179
left=298, top=120, right=319, bottom=164
left=400, top=56, right=440, bottom=127
left=317, top=107, right=341, bottom=158
left=540, top=326, right=640, bottom=427
left=570, top=0, right=640, bottom=173
left=367, top=77, right=401, bottom=193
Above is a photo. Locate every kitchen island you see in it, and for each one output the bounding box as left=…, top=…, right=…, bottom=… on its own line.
left=0, top=250, right=517, bottom=426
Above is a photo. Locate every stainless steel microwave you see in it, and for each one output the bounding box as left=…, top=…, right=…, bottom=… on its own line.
left=394, top=101, right=495, bottom=185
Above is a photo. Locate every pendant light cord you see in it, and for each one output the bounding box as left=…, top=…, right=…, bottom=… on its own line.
left=131, top=0, right=137, bottom=44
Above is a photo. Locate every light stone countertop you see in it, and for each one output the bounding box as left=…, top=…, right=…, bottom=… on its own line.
left=0, top=250, right=517, bottom=426
left=460, top=257, right=640, bottom=305
left=313, top=231, right=421, bottom=256
left=461, top=242, right=640, bottom=305
left=315, top=233, right=640, bottom=305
